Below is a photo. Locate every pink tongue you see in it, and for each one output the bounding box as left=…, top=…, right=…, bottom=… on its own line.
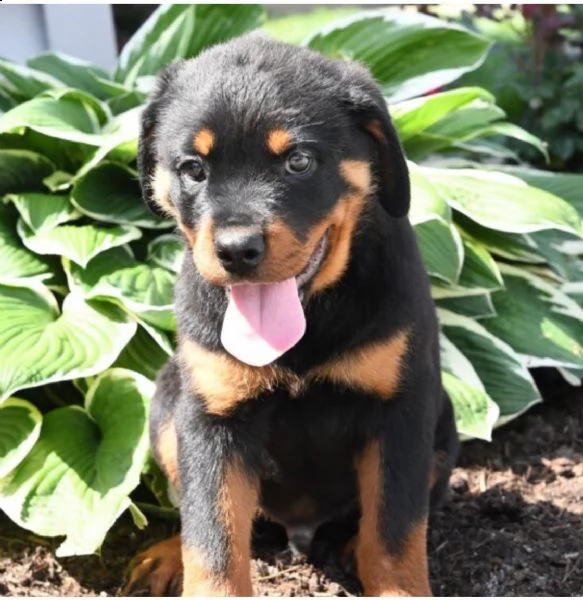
left=221, top=278, right=306, bottom=366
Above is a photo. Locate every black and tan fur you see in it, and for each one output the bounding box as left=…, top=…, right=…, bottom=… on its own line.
left=123, top=34, right=458, bottom=597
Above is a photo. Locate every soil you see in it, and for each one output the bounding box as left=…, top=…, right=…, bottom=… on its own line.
left=1, top=371, right=582, bottom=597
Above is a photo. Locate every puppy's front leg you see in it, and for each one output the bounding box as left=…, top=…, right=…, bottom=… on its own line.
left=354, top=397, right=434, bottom=597
left=177, top=406, right=258, bottom=597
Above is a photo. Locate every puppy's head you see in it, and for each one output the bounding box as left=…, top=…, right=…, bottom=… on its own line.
left=140, top=35, right=409, bottom=292
left=140, top=35, right=410, bottom=365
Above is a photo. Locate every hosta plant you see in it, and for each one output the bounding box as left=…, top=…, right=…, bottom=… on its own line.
left=0, top=4, right=582, bottom=556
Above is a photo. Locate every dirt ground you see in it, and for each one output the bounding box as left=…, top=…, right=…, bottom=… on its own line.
left=0, top=370, right=582, bottom=597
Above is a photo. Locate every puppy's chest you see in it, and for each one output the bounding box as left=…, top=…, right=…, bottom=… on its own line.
left=180, top=330, right=409, bottom=417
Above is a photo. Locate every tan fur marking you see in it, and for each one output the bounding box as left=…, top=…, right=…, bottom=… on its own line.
left=220, top=461, right=258, bottom=596
left=151, top=166, right=177, bottom=217
left=366, top=119, right=388, bottom=145
left=180, top=339, right=300, bottom=416
left=193, top=128, right=215, bottom=156
left=312, top=330, right=409, bottom=399
left=181, top=463, right=258, bottom=596
left=355, top=443, right=432, bottom=596
left=266, top=128, right=292, bottom=155
left=310, top=160, right=372, bottom=293
left=181, top=546, right=229, bottom=596
left=157, top=420, right=179, bottom=491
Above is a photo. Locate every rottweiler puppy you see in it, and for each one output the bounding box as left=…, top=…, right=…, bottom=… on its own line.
left=123, top=33, right=459, bottom=597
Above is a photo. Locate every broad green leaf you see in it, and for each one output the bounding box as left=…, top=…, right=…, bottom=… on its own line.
left=457, top=235, right=503, bottom=291
left=264, top=7, right=357, bottom=45
left=0, top=205, right=53, bottom=285
left=0, top=286, right=136, bottom=401
left=0, top=369, right=153, bottom=556
left=424, top=167, right=582, bottom=236
left=436, top=293, right=495, bottom=319
left=525, top=230, right=583, bottom=282
left=5, top=193, right=80, bottom=234
left=115, top=326, right=171, bottom=381
left=115, top=4, right=265, bottom=84
left=147, top=234, right=184, bottom=274
left=0, top=398, right=42, bottom=477
left=456, top=216, right=542, bottom=264
left=483, top=265, right=583, bottom=370
left=307, top=10, right=490, bottom=103
left=473, top=122, right=548, bottom=161
left=0, top=94, right=103, bottom=146
left=65, top=247, right=176, bottom=331
left=410, top=168, right=463, bottom=283
left=42, top=88, right=109, bottom=126
left=414, top=220, right=463, bottom=284
left=0, top=59, right=62, bottom=99
left=18, top=220, right=141, bottom=268
left=500, top=166, right=583, bottom=217
left=43, top=170, right=74, bottom=192
left=440, top=333, right=498, bottom=440
left=72, top=162, right=169, bottom=229
left=0, top=129, right=91, bottom=173
left=393, top=87, right=495, bottom=140
left=0, top=86, right=18, bottom=113
left=73, top=107, right=140, bottom=180
left=0, top=149, right=55, bottom=194
left=439, top=308, right=541, bottom=422
left=27, top=53, right=111, bottom=100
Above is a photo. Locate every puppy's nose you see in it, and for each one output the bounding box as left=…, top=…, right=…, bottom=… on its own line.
left=214, top=229, right=265, bottom=275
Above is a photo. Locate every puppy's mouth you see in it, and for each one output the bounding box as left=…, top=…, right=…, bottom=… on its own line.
left=295, top=232, right=329, bottom=294
left=224, top=231, right=329, bottom=299
left=221, top=232, right=329, bottom=367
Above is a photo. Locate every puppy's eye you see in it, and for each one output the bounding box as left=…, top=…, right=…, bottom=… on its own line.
left=179, top=158, right=206, bottom=182
left=285, top=150, right=313, bottom=175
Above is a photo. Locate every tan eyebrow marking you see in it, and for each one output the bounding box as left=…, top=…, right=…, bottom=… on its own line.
left=266, top=128, right=292, bottom=155
left=193, top=128, right=215, bottom=156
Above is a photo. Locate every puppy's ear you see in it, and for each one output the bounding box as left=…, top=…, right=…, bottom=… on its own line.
left=138, top=61, right=182, bottom=217
left=344, top=77, right=410, bottom=218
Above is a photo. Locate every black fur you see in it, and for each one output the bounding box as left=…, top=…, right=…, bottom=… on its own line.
left=135, top=34, right=459, bottom=595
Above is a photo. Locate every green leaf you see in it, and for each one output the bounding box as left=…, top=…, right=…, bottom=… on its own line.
left=27, top=53, right=111, bottom=100
left=409, top=168, right=463, bottom=283
left=0, top=205, right=53, bottom=285
left=307, top=10, right=490, bottom=103
left=393, top=87, right=495, bottom=140
left=0, top=94, right=103, bottom=146
left=439, top=308, right=541, bottom=423
left=5, top=193, right=80, bottom=234
left=0, top=58, right=62, bottom=99
left=115, top=326, right=171, bottom=381
left=18, top=220, right=141, bottom=268
left=65, top=247, right=176, bottom=331
left=72, top=162, right=169, bottom=229
left=0, top=286, right=137, bottom=401
left=499, top=166, right=583, bottom=217
left=457, top=235, right=503, bottom=291
left=483, top=265, right=583, bottom=370
left=436, top=293, right=495, bottom=319
left=424, top=167, right=583, bottom=235
left=264, top=7, right=357, bottom=45
left=0, top=398, right=42, bottom=478
left=474, top=122, right=549, bottom=161
left=0, top=369, right=153, bottom=556
left=115, top=4, right=265, bottom=84
left=414, top=220, right=463, bottom=284
left=0, top=149, right=55, bottom=195
left=147, top=234, right=184, bottom=274
left=440, top=333, right=499, bottom=440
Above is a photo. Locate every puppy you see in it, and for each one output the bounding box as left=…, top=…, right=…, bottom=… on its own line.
left=124, top=34, right=459, bottom=597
